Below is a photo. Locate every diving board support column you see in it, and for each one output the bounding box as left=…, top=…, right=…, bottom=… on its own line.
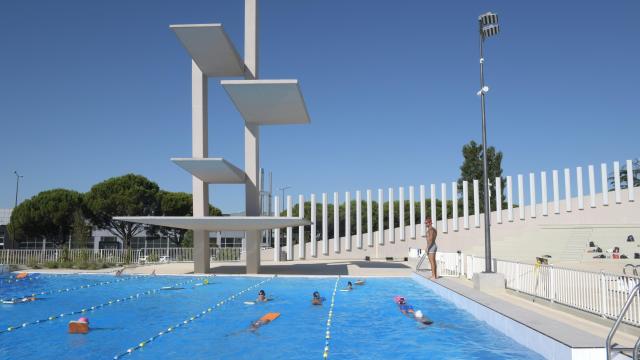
left=440, top=183, right=447, bottom=233
left=191, top=60, right=210, bottom=274
left=409, top=186, right=415, bottom=239
left=495, top=178, right=501, bottom=224
left=286, top=195, right=292, bottom=260
left=552, top=170, right=560, bottom=214
left=322, top=193, right=328, bottom=255
left=377, top=189, right=384, bottom=246
left=333, top=192, right=340, bottom=253
left=462, top=181, right=469, bottom=229
left=311, top=194, right=317, bottom=257
left=367, top=189, right=373, bottom=247
left=628, top=160, right=635, bottom=202
left=601, top=163, right=609, bottom=206
left=517, top=174, right=525, bottom=220
left=564, top=168, right=572, bottom=212
left=577, top=167, right=584, bottom=210
left=420, top=185, right=426, bottom=236
left=614, top=161, right=621, bottom=204
left=345, top=191, right=351, bottom=251
left=298, top=194, right=305, bottom=259
left=588, top=165, right=596, bottom=208
left=529, top=173, right=536, bottom=218
left=273, top=197, right=280, bottom=262
left=541, top=171, right=548, bottom=216
left=356, top=190, right=362, bottom=248
left=473, top=180, right=480, bottom=228
left=399, top=187, right=405, bottom=240
left=506, top=176, right=513, bottom=221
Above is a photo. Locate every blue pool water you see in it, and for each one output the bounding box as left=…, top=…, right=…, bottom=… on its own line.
left=0, top=273, right=544, bottom=359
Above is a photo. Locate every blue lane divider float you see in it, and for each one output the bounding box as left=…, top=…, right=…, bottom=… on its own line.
left=1, top=275, right=144, bottom=303
left=0, top=277, right=207, bottom=335
left=322, top=277, right=340, bottom=359
left=112, top=276, right=275, bottom=359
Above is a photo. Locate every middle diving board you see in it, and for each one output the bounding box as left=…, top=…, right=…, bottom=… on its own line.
left=172, top=158, right=246, bottom=184
left=114, top=216, right=311, bottom=232
left=221, top=80, right=310, bottom=125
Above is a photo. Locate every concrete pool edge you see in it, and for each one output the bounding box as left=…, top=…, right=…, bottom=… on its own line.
left=411, top=272, right=627, bottom=360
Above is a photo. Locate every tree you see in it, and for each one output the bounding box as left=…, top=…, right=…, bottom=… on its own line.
left=70, top=210, right=92, bottom=248
left=458, top=140, right=506, bottom=213
left=84, top=174, right=160, bottom=250
left=8, top=189, right=84, bottom=246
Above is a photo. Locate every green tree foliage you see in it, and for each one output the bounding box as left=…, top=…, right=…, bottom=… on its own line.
left=458, top=140, right=506, bottom=212
left=8, top=189, right=83, bottom=246
left=70, top=210, right=92, bottom=248
left=84, top=174, right=160, bottom=250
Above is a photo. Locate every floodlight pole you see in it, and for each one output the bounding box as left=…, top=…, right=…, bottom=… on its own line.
left=479, top=20, right=493, bottom=273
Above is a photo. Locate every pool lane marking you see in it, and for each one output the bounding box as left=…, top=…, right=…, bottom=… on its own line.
left=112, top=276, right=275, bottom=359
left=0, top=277, right=208, bottom=335
left=1, top=275, right=145, bottom=302
left=322, top=277, right=340, bottom=359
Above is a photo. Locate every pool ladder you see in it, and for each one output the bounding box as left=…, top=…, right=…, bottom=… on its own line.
left=415, top=253, right=427, bottom=271
left=606, top=282, right=640, bottom=359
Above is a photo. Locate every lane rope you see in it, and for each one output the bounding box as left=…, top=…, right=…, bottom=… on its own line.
left=0, top=277, right=208, bottom=335
left=112, top=276, right=275, bottom=359
left=322, top=277, right=340, bottom=359
left=1, top=275, right=143, bottom=302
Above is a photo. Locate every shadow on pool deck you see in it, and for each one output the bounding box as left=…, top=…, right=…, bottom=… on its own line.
left=207, top=261, right=412, bottom=275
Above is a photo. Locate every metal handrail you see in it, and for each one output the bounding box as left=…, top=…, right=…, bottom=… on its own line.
left=416, top=253, right=427, bottom=271
left=606, top=282, right=640, bottom=360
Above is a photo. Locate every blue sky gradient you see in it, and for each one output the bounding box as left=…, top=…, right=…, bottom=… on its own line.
left=1, top=0, right=639, bottom=212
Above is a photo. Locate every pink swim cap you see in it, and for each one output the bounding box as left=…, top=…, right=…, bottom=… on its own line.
left=78, top=317, right=89, bottom=324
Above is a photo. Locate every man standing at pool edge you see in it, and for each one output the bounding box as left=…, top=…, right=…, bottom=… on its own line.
left=425, top=217, right=438, bottom=279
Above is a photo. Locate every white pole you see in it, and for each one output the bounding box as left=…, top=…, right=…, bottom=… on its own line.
left=495, top=178, right=502, bottom=223
left=601, top=163, right=609, bottom=206
left=452, top=182, right=459, bottom=230
left=614, top=161, right=621, bottom=204
left=507, top=176, right=513, bottom=221
left=552, top=170, right=560, bottom=214
left=588, top=165, right=596, bottom=208
left=356, top=190, right=362, bottom=249
left=311, top=194, right=317, bottom=257
left=367, top=189, right=373, bottom=247
left=576, top=166, right=584, bottom=210
left=273, top=196, right=280, bottom=262
left=322, top=193, right=328, bottom=255
left=463, top=181, right=469, bottom=229
left=298, top=194, right=305, bottom=259
left=564, top=168, right=572, bottom=212
left=473, top=180, right=480, bottom=228
left=409, top=186, right=416, bottom=239
left=378, top=189, right=384, bottom=246
left=399, top=187, right=405, bottom=241
left=517, top=174, right=525, bottom=220
left=420, top=185, right=426, bottom=236
left=333, top=192, right=340, bottom=253
left=388, top=188, right=395, bottom=243
left=431, top=184, right=438, bottom=228
left=345, top=191, right=351, bottom=251
left=441, top=183, right=448, bottom=233
left=541, top=171, right=548, bottom=216
left=627, top=160, right=635, bottom=202
left=529, top=173, right=536, bottom=218
left=286, top=195, right=293, bottom=260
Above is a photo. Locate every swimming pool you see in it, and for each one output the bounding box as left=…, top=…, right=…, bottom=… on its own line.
left=0, top=273, right=544, bottom=359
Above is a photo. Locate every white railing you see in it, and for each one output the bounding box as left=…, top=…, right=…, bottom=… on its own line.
left=437, top=253, right=640, bottom=327
left=416, top=251, right=463, bottom=277
left=0, top=247, right=242, bottom=266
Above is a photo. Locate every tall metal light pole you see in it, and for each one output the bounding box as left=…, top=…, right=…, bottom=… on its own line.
left=478, top=12, right=500, bottom=273
left=278, top=186, right=291, bottom=214
left=13, top=171, right=23, bottom=248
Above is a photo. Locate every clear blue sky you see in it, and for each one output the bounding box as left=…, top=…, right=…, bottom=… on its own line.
left=1, top=0, right=639, bottom=213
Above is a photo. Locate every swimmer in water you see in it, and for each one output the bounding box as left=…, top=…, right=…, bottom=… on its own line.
left=256, top=289, right=269, bottom=302
left=344, top=281, right=353, bottom=291
left=397, top=297, right=414, bottom=315
left=114, top=267, right=125, bottom=277
left=312, top=291, right=324, bottom=305
left=413, top=310, right=433, bottom=326
left=355, top=279, right=365, bottom=286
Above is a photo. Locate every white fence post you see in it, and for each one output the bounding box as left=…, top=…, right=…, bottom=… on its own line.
left=322, top=193, right=328, bottom=255
left=614, top=161, right=621, bottom=204
left=367, top=189, right=373, bottom=247
left=529, top=173, right=536, bottom=218
left=399, top=187, right=405, bottom=240
left=274, top=196, right=280, bottom=262
left=420, top=185, right=426, bottom=236
left=311, top=194, right=317, bottom=257
left=588, top=165, right=597, bottom=208
left=576, top=166, right=584, bottom=210
left=552, top=170, right=560, bottom=214
left=601, top=163, right=609, bottom=206
left=473, top=180, right=480, bottom=228
left=356, top=190, right=362, bottom=249
left=518, top=174, right=525, bottom=220
left=440, top=183, right=448, bottom=233
left=463, top=181, right=469, bottom=229
left=298, top=194, right=305, bottom=259
left=452, top=182, right=459, bottom=230
left=564, top=168, right=572, bottom=212
left=378, top=189, right=384, bottom=245
left=627, top=159, right=635, bottom=202
left=333, top=192, right=340, bottom=253
left=549, top=266, right=555, bottom=303
left=600, top=271, right=608, bottom=317
left=287, top=195, right=293, bottom=260
left=345, top=191, right=351, bottom=251
left=388, top=188, right=395, bottom=243
left=541, top=171, right=548, bottom=216
left=409, top=186, right=416, bottom=239
left=495, top=178, right=502, bottom=224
